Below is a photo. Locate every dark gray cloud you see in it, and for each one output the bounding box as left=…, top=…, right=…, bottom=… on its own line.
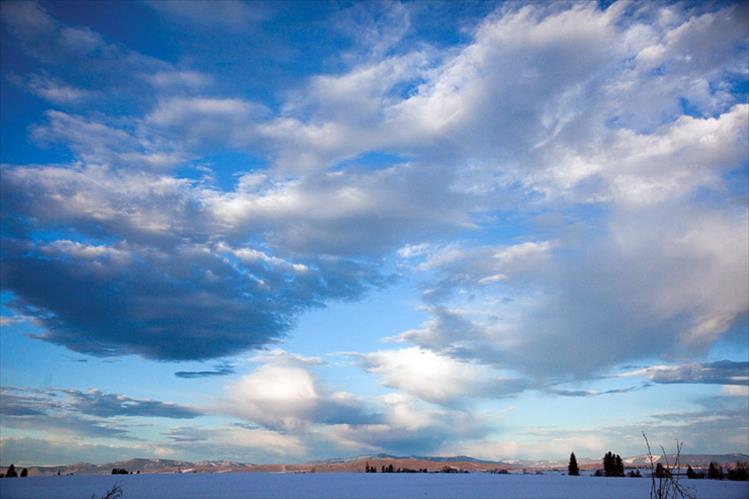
left=0, top=390, right=60, bottom=416
left=65, top=389, right=201, bottom=419
left=0, top=388, right=136, bottom=440
left=0, top=386, right=201, bottom=444
left=0, top=238, right=287, bottom=360
left=0, top=0, right=471, bottom=366
left=0, top=216, right=385, bottom=361
left=0, top=157, right=465, bottom=360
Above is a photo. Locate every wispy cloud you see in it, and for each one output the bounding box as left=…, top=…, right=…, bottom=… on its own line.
left=144, top=0, right=271, bottom=31
left=623, top=361, right=749, bottom=386
left=174, top=363, right=235, bottom=379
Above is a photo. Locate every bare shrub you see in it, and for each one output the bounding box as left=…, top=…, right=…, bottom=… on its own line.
left=643, top=433, right=696, bottom=499
left=91, top=483, right=123, bottom=499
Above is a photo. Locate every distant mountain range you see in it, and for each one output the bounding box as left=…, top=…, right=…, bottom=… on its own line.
left=8, top=453, right=748, bottom=477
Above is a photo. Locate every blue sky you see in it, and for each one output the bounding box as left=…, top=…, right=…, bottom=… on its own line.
left=0, top=0, right=747, bottom=466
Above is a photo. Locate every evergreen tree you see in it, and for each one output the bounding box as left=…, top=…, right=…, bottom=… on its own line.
left=20, top=468, right=28, bottom=477
left=5, top=465, right=18, bottom=478
left=654, top=462, right=671, bottom=478
left=567, top=452, right=580, bottom=476
left=614, top=454, right=624, bottom=477
left=602, top=452, right=614, bottom=476
left=686, top=465, right=696, bottom=479
left=708, top=461, right=724, bottom=480
left=726, top=462, right=748, bottom=481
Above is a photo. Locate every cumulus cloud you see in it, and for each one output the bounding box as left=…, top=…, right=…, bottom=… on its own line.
left=0, top=154, right=473, bottom=360
left=201, top=350, right=505, bottom=457
left=350, top=347, right=527, bottom=406
left=320, top=393, right=495, bottom=456
left=1, top=163, right=415, bottom=359
left=1, top=1, right=747, bottom=387
left=225, top=351, right=377, bottom=431
left=393, top=202, right=748, bottom=380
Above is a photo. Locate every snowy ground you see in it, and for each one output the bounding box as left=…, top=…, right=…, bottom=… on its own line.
left=1, top=472, right=748, bottom=499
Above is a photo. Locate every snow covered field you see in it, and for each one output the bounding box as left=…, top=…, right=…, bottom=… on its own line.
left=1, top=473, right=748, bottom=499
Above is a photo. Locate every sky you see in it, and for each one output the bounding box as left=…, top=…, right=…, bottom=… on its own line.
left=0, top=0, right=747, bottom=467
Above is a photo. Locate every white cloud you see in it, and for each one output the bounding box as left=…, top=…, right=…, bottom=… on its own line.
left=227, top=363, right=320, bottom=430
left=225, top=351, right=374, bottom=431
left=605, top=105, right=747, bottom=205
left=31, top=111, right=188, bottom=170
left=40, top=240, right=131, bottom=263
left=352, top=347, right=526, bottom=406
left=2, top=0, right=747, bottom=395
left=721, top=385, right=749, bottom=398
left=400, top=241, right=554, bottom=302
left=249, top=349, right=322, bottom=366
left=146, top=70, right=212, bottom=89
left=318, top=393, right=493, bottom=456
left=25, top=75, right=92, bottom=104
left=394, top=199, right=748, bottom=379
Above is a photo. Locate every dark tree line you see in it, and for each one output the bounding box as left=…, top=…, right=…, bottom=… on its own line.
left=363, top=462, right=443, bottom=473
left=686, top=461, right=747, bottom=481
left=0, top=464, right=28, bottom=478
